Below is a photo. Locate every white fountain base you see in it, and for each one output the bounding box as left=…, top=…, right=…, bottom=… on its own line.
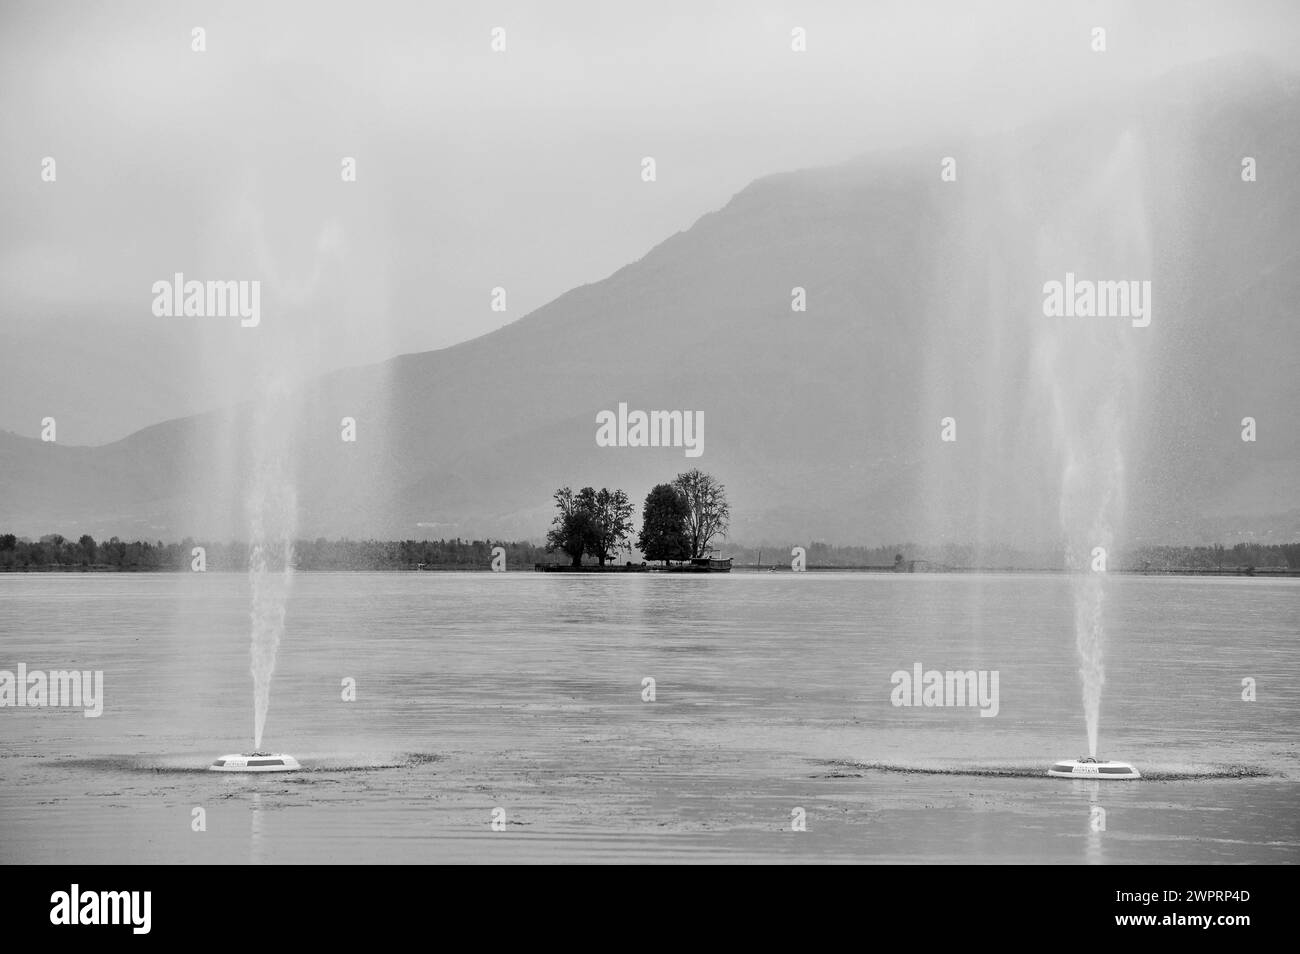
left=209, top=753, right=301, bottom=773
left=1047, top=757, right=1140, bottom=780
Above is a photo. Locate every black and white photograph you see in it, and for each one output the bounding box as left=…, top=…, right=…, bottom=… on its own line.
left=1, top=0, right=1297, bottom=904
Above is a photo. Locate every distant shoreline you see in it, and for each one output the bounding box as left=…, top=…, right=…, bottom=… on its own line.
left=2, top=564, right=1296, bottom=577
left=5, top=533, right=1297, bottom=575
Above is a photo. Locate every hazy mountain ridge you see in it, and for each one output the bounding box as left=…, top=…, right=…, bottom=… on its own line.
left=2, top=59, right=1296, bottom=548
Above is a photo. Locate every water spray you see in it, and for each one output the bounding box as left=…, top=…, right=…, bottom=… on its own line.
left=1037, top=132, right=1149, bottom=781
left=210, top=385, right=302, bottom=773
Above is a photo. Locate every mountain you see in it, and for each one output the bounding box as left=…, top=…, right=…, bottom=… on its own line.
left=2, top=58, right=1297, bottom=550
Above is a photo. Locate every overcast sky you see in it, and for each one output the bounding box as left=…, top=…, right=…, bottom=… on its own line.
left=2, top=0, right=1297, bottom=441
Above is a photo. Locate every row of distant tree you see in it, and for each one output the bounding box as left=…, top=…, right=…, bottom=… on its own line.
left=1129, top=542, right=1300, bottom=571
left=733, top=541, right=1300, bottom=571
left=2, top=531, right=1295, bottom=572
left=726, top=541, right=1300, bottom=570
left=0, top=533, right=550, bottom=571
left=545, top=469, right=730, bottom=566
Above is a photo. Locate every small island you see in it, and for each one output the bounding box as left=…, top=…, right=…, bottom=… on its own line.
left=536, top=468, right=732, bottom=572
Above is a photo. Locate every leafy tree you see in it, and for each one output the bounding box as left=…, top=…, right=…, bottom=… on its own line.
left=638, top=483, right=692, bottom=563
left=673, top=469, right=730, bottom=558
left=545, top=487, right=593, bottom=566
left=587, top=487, right=634, bottom=566
left=544, top=486, right=634, bottom=566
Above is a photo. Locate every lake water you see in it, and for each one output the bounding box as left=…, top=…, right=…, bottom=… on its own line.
left=1, top=572, right=1296, bottom=863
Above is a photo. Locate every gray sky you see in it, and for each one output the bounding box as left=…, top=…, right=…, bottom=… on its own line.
left=2, top=0, right=1298, bottom=442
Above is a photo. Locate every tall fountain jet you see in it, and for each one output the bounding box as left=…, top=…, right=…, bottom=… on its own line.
left=1037, top=129, right=1150, bottom=779
left=248, top=440, right=296, bottom=752
left=210, top=382, right=302, bottom=773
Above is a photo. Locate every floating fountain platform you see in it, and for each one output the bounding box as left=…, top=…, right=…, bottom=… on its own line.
left=1047, top=757, right=1140, bottom=780
left=209, top=753, right=301, bottom=773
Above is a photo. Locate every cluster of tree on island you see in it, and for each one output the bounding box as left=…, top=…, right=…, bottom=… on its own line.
left=544, top=468, right=730, bottom=566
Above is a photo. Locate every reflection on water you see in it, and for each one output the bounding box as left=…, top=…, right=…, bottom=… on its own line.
left=1086, top=783, right=1104, bottom=866
left=0, top=573, right=1296, bottom=863
left=251, top=791, right=263, bottom=865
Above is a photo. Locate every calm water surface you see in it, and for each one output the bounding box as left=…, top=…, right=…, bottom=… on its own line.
left=1, top=572, right=1296, bottom=863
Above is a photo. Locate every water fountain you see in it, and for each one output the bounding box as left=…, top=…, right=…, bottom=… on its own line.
left=210, top=383, right=302, bottom=773
left=1036, top=130, right=1150, bottom=780
left=1048, top=757, right=1140, bottom=780
left=210, top=752, right=302, bottom=773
